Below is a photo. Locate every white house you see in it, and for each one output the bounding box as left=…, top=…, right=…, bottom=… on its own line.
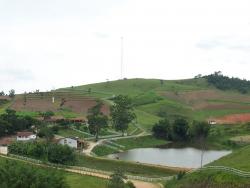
left=58, top=137, right=84, bottom=149
left=16, top=132, right=36, bottom=141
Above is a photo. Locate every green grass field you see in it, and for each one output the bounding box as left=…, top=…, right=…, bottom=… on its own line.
left=66, top=173, right=108, bottom=188
left=76, top=155, right=177, bottom=177
left=6, top=78, right=250, bottom=132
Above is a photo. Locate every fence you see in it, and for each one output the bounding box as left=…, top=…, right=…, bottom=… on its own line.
left=194, top=166, right=250, bottom=178
left=7, top=154, right=173, bottom=182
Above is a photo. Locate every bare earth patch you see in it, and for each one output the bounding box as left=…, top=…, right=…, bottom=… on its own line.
left=215, top=113, right=250, bottom=124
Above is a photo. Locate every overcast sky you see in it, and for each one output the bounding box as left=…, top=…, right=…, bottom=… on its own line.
left=0, top=0, right=250, bottom=93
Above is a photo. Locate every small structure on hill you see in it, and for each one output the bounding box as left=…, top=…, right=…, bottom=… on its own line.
left=16, top=131, right=36, bottom=141
left=208, top=120, right=217, bottom=125
left=58, top=137, right=85, bottom=149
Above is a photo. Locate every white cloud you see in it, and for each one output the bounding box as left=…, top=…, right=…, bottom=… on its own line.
left=0, top=0, right=250, bottom=93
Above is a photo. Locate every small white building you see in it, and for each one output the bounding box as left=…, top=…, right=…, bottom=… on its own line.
left=0, top=146, right=8, bottom=155
left=58, top=137, right=84, bottom=149
left=208, top=120, right=217, bottom=125
left=16, top=132, right=36, bottom=141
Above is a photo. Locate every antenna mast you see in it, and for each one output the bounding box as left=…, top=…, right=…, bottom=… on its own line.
left=120, top=36, right=124, bottom=79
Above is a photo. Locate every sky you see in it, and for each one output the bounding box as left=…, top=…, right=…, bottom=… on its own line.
left=0, top=0, right=250, bottom=93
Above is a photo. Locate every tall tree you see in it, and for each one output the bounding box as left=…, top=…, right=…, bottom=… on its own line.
left=172, top=118, right=189, bottom=141
left=87, top=101, right=108, bottom=141
left=152, top=118, right=172, bottom=140
left=190, top=121, right=210, bottom=168
left=8, top=89, right=15, bottom=99
left=111, top=95, right=136, bottom=136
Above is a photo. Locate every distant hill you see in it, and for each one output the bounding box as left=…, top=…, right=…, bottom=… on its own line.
left=2, top=76, right=250, bottom=130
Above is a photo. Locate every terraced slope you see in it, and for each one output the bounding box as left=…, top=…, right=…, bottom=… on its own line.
left=3, top=78, right=250, bottom=129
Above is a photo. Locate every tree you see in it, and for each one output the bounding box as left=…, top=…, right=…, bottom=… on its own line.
left=41, top=111, right=55, bottom=120
left=37, top=127, right=55, bottom=142
left=190, top=121, right=210, bottom=168
left=172, top=118, right=189, bottom=141
left=23, top=92, right=27, bottom=105
left=0, top=91, right=5, bottom=96
left=152, top=118, right=171, bottom=140
left=108, top=170, right=127, bottom=188
left=111, top=95, right=136, bottom=135
left=8, top=89, right=15, bottom=99
left=48, top=143, right=76, bottom=164
left=87, top=101, right=108, bottom=141
left=0, top=119, right=11, bottom=137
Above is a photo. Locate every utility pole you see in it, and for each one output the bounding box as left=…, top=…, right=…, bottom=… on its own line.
left=120, top=36, right=124, bottom=79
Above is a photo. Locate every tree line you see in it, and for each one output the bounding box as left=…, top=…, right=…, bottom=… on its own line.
left=8, top=141, right=75, bottom=165
left=152, top=118, right=210, bottom=142
left=204, top=71, right=250, bottom=94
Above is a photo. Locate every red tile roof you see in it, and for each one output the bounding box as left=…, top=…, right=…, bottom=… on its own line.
left=17, top=131, right=34, bottom=137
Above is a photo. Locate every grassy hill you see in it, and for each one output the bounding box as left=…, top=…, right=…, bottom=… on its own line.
left=3, top=77, right=250, bottom=131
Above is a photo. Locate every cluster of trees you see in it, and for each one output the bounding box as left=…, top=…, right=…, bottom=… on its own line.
left=152, top=118, right=210, bottom=142
left=0, top=160, right=68, bottom=188
left=0, top=109, right=38, bottom=137
left=87, top=95, right=136, bottom=141
left=8, top=141, right=75, bottom=165
left=204, top=71, right=250, bottom=94
left=0, top=89, right=15, bottom=98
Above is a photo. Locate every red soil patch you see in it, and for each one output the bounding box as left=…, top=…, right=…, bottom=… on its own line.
left=11, top=94, right=110, bottom=116
left=216, top=113, right=250, bottom=124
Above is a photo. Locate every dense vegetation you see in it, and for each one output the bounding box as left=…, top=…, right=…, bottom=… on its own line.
left=0, top=159, right=68, bottom=188
left=9, top=141, right=76, bottom=165
left=204, top=72, right=250, bottom=93
left=152, top=118, right=210, bottom=142
left=0, top=109, right=38, bottom=137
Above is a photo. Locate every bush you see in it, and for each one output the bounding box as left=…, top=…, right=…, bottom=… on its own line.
left=9, top=142, right=76, bottom=165
left=0, top=160, right=68, bottom=188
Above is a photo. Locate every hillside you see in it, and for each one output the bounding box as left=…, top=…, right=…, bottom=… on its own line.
left=2, top=77, right=250, bottom=130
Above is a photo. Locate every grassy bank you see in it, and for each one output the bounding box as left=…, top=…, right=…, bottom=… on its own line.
left=92, top=135, right=168, bottom=156
left=210, top=145, right=250, bottom=171
left=76, top=155, right=177, bottom=177
left=166, top=170, right=250, bottom=188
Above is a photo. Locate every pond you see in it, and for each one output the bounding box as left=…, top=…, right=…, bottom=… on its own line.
left=106, top=147, right=231, bottom=168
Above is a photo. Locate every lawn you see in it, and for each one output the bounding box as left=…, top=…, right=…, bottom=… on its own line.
left=66, top=173, right=108, bottom=188
left=114, top=135, right=167, bottom=149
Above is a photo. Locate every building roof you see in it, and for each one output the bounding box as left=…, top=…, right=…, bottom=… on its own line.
left=17, top=131, right=34, bottom=137
left=0, top=136, right=14, bottom=146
